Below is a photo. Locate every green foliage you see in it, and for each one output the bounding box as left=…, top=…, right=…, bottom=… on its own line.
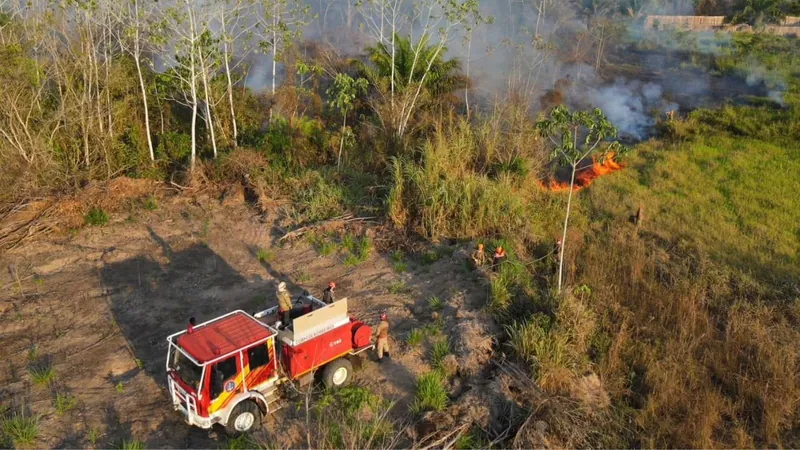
left=87, top=427, right=102, bottom=446
left=54, top=393, right=77, bottom=414
left=407, top=329, right=424, bottom=347
left=225, top=435, right=261, bottom=450
left=115, top=382, right=124, bottom=393
left=429, top=339, right=451, bottom=371
left=312, top=387, right=396, bottom=449
left=2, top=413, right=39, bottom=448
left=142, top=195, right=158, bottom=211
left=360, top=33, right=466, bottom=96
left=387, top=281, right=410, bottom=295
left=256, top=247, right=274, bottom=263
left=27, top=363, right=55, bottom=386
left=120, top=440, right=145, bottom=450
left=427, top=296, right=443, bottom=311
left=390, top=250, right=407, bottom=272
left=84, top=208, right=109, bottom=227
left=340, top=233, right=372, bottom=265
left=410, top=372, right=448, bottom=414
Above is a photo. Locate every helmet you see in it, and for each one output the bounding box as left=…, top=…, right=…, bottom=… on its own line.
left=277, top=281, right=287, bottom=291
left=380, top=312, right=387, bottom=321
left=477, top=243, right=484, bottom=250
left=329, top=281, right=336, bottom=289
left=496, top=246, right=504, bottom=253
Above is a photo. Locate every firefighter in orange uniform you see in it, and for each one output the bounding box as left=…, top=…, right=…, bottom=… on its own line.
left=376, top=312, right=390, bottom=362
left=492, top=246, right=507, bottom=272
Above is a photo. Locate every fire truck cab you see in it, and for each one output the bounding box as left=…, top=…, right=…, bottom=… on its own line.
left=165, top=294, right=373, bottom=435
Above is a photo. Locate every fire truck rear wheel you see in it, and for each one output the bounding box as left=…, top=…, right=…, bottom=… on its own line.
left=226, top=400, right=262, bottom=435
left=322, top=358, right=353, bottom=389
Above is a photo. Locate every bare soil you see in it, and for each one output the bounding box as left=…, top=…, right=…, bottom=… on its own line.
left=0, top=188, right=498, bottom=448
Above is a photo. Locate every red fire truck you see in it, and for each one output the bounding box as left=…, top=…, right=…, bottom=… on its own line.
left=165, top=294, right=373, bottom=434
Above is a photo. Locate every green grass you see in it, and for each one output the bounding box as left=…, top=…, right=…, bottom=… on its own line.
left=54, top=392, right=77, bottom=414
left=422, top=320, right=443, bottom=337
left=406, top=329, right=424, bottom=347
left=87, top=427, right=102, bottom=446
left=2, top=413, right=39, bottom=448
left=427, top=296, right=443, bottom=311
left=142, top=195, right=158, bottom=211
left=429, top=339, right=451, bottom=371
left=585, top=134, right=800, bottom=287
left=27, top=363, right=55, bottom=386
left=409, top=372, right=448, bottom=414
left=256, top=247, right=274, bottom=263
left=120, top=440, right=145, bottom=450
left=115, top=382, right=124, bottom=393
left=84, top=207, right=109, bottom=227
left=225, top=435, right=260, bottom=449
left=387, top=280, right=410, bottom=295
left=340, top=233, right=372, bottom=265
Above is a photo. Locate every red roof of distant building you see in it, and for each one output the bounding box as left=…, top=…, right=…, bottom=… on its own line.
left=177, top=312, right=275, bottom=363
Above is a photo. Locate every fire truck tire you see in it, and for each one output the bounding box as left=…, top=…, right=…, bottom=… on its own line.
left=322, top=358, right=353, bottom=389
left=225, top=400, right=262, bottom=435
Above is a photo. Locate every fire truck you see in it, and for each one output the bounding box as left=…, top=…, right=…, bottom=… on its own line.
left=165, top=293, right=374, bottom=434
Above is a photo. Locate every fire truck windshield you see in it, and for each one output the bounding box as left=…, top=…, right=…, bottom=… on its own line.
left=170, top=350, right=203, bottom=391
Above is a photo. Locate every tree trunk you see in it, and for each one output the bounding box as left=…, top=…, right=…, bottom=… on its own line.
left=557, top=163, right=577, bottom=293
left=337, top=113, right=347, bottom=171
left=188, top=3, right=198, bottom=171
left=133, top=0, right=155, bottom=161
left=465, top=33, right=472, bottom=118
left=199, top=52, right=218, bottom=158
left=223, top=39, right=238, bottom=148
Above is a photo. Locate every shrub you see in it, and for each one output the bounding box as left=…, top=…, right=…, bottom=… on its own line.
left=142, top=195, right=157, bottom=211
left=27, top=363, right=55, bottom=386
left=84, top=208, right=109, bottom=227
left=429, top=339, right=451, bottom=371
left=256, top=247, right=274, bottom=263
left=427, top=296, right=443, bottom=311
left=2, top=413, right=39, bottom=448
left=387, top=281, right=410, bottom=295
left=410, top=372, right=448, bottom=414
left=407, top=329, right=424, bottom=347
left=120, top=440, right=145, bottom=450
left=54, top=392, right=77, bottom=414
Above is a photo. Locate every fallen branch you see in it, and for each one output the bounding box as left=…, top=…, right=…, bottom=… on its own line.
left=277, top=214, right=377, bottom=243
left=419, top=423, right=470, bottom=450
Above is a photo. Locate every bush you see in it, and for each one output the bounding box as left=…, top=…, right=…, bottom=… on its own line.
left=429, top=339, right=451, bottom=371
left=427, top=296, right=443, bottom=311
left=410, top=372, right=448, bottom=414
left=256, top=247, right=274, bottom=263
left=54, top=392, right=77, bottom=414
left=2, top=413, right=39, bottom=448
left=27, top=363, right=55, bottom=386
left=407, top=329, right=424, bottom=347
left=120, top=440, right=145, bottom=450
left=84, top=208, right=109, bottom=227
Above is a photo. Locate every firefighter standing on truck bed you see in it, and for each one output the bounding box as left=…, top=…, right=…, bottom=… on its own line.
left=323, top=281, right=336, bottom=304
left=276, top=281, right=292, bottom=325
left=376, top=312, right=390, bottom=362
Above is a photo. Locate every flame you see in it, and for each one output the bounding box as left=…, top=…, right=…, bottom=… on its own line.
left=539, top=152, right=625, bottom=192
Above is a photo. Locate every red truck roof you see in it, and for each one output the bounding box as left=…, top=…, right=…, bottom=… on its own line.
left=176, top=312, right=275, bottom=364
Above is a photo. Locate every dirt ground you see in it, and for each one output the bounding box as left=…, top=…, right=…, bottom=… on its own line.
left=0, top=188, right=499, bottom=448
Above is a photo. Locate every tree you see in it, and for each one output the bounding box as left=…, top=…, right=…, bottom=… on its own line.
left=536, top=105, right=629, bottom=293
left=729, top=0, right=788, bottom=25
left=356, top=0, right=407, bottom=105
left=109, top=0, right=158, bottom=161
left=326, top=73, right=368, bottom=170
left=256, top=0, right=312, bottom=97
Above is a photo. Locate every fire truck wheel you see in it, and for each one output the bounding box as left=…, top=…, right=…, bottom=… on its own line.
left=225, top=400, right=262, bottom=435
left=322, top=358, right=353, bottom=389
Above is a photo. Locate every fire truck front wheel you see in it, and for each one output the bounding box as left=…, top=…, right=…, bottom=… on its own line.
left=322, top=358, right=353, bottom=389
left=225, top=400, right=262, bottom=435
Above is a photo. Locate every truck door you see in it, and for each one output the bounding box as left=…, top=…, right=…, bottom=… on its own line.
left=207, top=354, right=241, bottom=414
left=244, top=338, right=276, bottom=389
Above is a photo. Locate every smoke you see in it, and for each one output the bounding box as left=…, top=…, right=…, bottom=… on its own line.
left=585, top=79, right=678, bottom=139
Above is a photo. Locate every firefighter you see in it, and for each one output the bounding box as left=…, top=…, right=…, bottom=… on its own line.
left=323, top=281, right=336, bottom=304
left=492, top=246, right=507, bottom=272
left=375, top=312, right=390, bottom=362
left=276, top=281, right=292, bottom=325
left=551, top=238, right=562, bottom=272
left=471, top=243, right=486, bottom=267
left=187, top=317, right=196, bottom=334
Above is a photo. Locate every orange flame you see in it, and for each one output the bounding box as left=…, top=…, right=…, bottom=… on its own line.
left=539, top=152, right=625, bottom=192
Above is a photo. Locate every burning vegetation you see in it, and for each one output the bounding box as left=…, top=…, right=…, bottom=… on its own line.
left=539, top=152, right=625, bottom=192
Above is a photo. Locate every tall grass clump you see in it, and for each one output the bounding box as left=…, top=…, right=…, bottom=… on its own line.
left=27, top=363, right=55, bottom=386
left=84, top=207, right=109, bottom=226
left=311, top=387, right=397, bottom=449
left=386, top=120, right=548, bottom=240
left=409, top=372, right=449, bottom=414
left=2, top=413, right=39, bottom=448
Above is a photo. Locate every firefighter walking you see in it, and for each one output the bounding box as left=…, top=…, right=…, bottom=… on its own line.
left=375, top=312, right=390, bottom=362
